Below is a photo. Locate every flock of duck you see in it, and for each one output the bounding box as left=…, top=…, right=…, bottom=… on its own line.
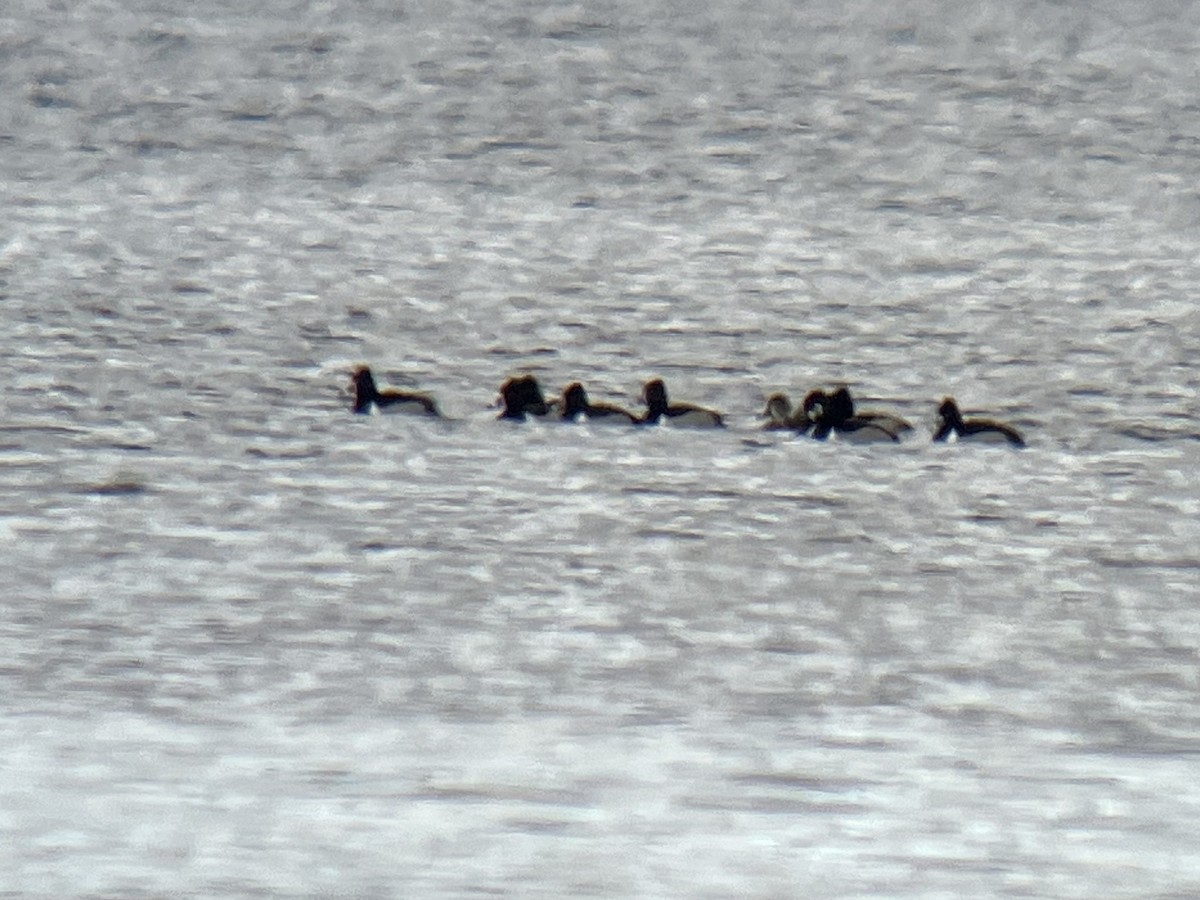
left=351, top=366, right=1027, bottom=447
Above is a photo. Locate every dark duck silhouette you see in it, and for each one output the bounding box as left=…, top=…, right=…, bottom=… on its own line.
left=351, top=366, right=440, bottom=416
left=497, top=374, right=557, bottom=421
left=559, top=382, right=637, bottom=424
left=933, top=397, right=1025, bottom=447
left=802, top=387, right=902, bottom=443
left=637, top=379, right=724, bottom=427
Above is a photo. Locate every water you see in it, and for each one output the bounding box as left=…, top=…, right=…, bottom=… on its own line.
left=2, top=0, right=1200, bottom=896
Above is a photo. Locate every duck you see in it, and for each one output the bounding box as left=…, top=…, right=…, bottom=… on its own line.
left=805, top=387, right=913, bottom=436
left=351, top=366, right=440, bottom=416
left=933, top=397, right=1025, bottom=447
left=637, top=378, right=724, bottom=427
left=559, top=383, right=637, bottom=424
left=803, top=387, right=902, bottom=443
left=760, top=393, right=812, bottom=433
left=497, top=374, right=557, bottom=421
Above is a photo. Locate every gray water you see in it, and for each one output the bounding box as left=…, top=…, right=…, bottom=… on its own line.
left=2, top=0, right=1200, bottom=897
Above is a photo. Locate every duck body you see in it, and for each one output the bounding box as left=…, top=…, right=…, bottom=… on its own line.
left=498, top=374, right=558, bottom=421
left=560, top=383, right=637, bottom=424
left=848, top=392, right=914, bottom=435
left=637, top=379, right=724, bottom=427
left=933, top=397, right=1025, bottom=447
left=857, top=411, right=914, bottom=435
left=803, top=387, right=902, bottom=443
left=815, top=386, right=913, bottom=435
left=352, top=367, right=440, bottom=416
left=813, top=417, right=902, bottom=443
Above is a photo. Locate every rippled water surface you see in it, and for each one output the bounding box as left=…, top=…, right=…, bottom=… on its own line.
left=2, top=0, right=1200, bottom=896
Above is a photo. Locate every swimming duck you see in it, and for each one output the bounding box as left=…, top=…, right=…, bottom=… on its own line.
left=560, top=383, right=637, bottom=424
left=803, top=387, right=913, bottom=435
left=637, top=379, right=724, bottom=427
left=933, top=397, right=1026, bottom=447
left=351, top=366, right=440, bottom=416
left=760, top=393, right=812, bottom=432
left=498, top=374, right=556, bottom=421
left=803, top=387, right=902, bottom=443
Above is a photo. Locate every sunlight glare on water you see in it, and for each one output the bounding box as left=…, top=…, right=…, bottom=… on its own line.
left=2, top=0, right=1200, bottom=896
